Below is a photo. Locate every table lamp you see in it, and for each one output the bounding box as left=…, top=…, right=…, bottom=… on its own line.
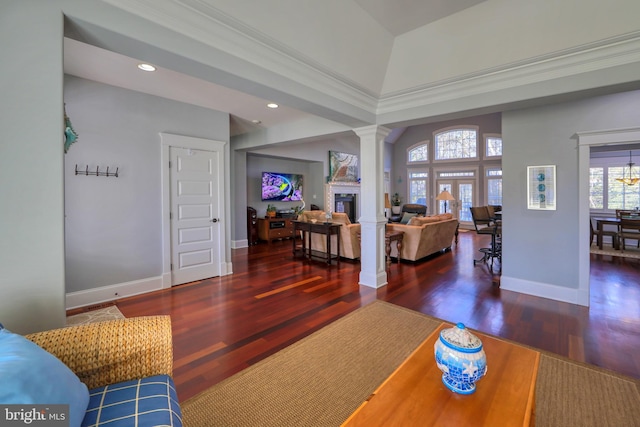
left=436, top=190, right=455, bottom=213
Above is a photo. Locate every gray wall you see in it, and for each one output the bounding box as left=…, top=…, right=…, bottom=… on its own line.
left=246, top=156, right=323, bottom=218
left=64, top=76, right=229, bottom=293
left=502, top=89, right=640, bottom=293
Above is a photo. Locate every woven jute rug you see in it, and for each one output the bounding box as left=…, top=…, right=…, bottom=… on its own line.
left=181, top=301, right=640, bottom=427
left=182, top=301, right=440, bottom=427
left=66, top=305, right=125, bottom=326
left=590, top=244, right=640, bottom=259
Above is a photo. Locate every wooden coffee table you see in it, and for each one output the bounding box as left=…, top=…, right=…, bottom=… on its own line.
left=342, top=323, right=540, bottom=426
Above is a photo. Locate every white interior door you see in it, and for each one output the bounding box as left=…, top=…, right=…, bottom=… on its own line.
left=437, top=179, right=475, bottom=225
left=170, top=146, right=220, bottom=285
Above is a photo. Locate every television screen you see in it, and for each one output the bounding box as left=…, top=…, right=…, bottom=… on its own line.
left=261, top=172, right=303, bottom=201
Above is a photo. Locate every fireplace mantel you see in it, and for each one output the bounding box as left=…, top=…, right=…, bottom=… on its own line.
left=325, top=182, right=360, bottom=220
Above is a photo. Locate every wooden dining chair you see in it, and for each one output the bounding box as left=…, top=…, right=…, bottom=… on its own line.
left=618, top=217, right=640, bottom=252
left=590, top=219, right=618, bottom=249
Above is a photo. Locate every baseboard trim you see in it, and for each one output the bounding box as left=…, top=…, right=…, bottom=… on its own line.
left=500, top=276, right=588, bottom=307
left=66, top=276, right=163, bottom=310
left=232, top=239, right=249, bottom=249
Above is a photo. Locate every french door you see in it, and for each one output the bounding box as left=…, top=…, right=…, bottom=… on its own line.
left=437, top=179, right=475, bottom=226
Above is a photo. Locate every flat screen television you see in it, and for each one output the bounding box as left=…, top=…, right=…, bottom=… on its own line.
left=261, top=172, right=303, bottom=201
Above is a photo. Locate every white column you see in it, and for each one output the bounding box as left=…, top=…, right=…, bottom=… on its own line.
left=354, top=125, right=391, bottom=288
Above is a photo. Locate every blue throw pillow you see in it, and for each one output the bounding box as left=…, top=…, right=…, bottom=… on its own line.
left=400, top=212, right=417, bottom=224
left=0, top=324, right=90, bottom=427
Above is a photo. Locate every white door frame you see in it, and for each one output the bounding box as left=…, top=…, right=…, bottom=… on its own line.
left=575, top=127, right=640, bottom=307
left=160, top=133, right=229, bottom=288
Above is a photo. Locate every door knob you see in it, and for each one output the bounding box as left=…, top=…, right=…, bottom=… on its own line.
left=211, top=218, right=219, bottom=223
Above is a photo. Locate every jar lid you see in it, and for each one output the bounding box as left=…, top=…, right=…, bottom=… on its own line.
left=439, top=323, right=483, bottom=353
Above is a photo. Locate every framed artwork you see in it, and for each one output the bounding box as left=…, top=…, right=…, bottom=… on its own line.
left=527, top=165, right=556, bottom=210
left=329, top=151, right=358, bottom=182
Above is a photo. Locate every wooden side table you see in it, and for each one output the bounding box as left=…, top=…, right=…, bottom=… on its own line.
left=384, top=230, right=404, bottom=267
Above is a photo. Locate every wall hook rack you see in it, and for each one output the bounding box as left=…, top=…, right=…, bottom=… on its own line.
left=75, top=164, right=119, bottom=178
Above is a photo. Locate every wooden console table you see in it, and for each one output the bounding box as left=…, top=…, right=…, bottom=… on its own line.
left=342, top=323, right=540, bottom=426
left=292, top=220, right=341, bottom=265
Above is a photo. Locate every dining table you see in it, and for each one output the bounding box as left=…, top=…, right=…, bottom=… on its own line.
left=592, top=214, right=640, bottom=249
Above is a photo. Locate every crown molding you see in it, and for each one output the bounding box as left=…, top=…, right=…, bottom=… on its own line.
left=101, top=0, right=378, bottom=114
left=377, top=31, right=640, bottom=116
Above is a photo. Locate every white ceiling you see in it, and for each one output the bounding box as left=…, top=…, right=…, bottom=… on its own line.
left=354, top=0, right=486, bottom=36
left=63, top=1, right=486, bottom=136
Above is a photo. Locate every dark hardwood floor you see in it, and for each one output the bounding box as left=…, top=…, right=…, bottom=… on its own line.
left=114, top=230, right=640, bottom=402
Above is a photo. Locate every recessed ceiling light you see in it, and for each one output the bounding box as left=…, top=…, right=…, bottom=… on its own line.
left=252, top=120, right=262, bottom=124
left=137, top=63, right=156, bottom=72
left=267, top=103, right=279, bottom=109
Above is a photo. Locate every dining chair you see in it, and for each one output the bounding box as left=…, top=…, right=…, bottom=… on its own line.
left=616, top=209, right=634, bottom=219
left=590, top=219, right=618, bottom=249
left=618, top=217, right=640, bottom=252
left=470, top=206, right=500, bottom=271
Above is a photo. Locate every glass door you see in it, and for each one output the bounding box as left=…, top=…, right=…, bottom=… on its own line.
left=437, top=179, right=475, bottom=226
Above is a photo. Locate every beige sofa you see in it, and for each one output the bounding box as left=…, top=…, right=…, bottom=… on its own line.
left=297, top=211, right=361, bottom=260
left=386, top=213, right=459, bottom=261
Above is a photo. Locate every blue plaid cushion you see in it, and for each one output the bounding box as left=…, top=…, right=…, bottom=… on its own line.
left=82, top=375, right=182, bottom=427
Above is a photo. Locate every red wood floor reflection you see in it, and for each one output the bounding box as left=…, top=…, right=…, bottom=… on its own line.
left=114, top=231, right=640, bottom=401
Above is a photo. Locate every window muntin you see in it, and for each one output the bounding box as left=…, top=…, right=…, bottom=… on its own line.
left=485, top=135, right=502, bottom=158
left=435, top=128, right=477, bottom=160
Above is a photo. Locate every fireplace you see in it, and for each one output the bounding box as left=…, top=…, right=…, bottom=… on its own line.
left=335, top=193, right=356, bottom=223
left=325, top=182, right=360, bottom=222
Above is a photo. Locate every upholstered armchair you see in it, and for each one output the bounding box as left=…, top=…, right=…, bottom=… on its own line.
left=328, top=212, right=361, bottom=260
left=389, top=204, right=427, bottom=223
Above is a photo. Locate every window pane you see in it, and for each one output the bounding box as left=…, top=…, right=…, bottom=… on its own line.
left=487, top=179, right=502, bottom=206
left=486, top=137, right=502, bottom=157
left=408, top=170, right=428, bottom=204
left=435, top=129, right=477, bottom=160
left=408, top=145, right=428, bottom=162
left=458, top=184, right=473, bottom=222
left=589, top=167, right=603, bottom=209
left=608, top=166, right=640, bottom=209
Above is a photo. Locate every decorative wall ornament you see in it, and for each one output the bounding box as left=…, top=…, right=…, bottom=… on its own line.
left=527, top=165, right=556, bottom=210
left=64, top=104, right=78, bottom=153
left=329, top=151, right=358, bottom=182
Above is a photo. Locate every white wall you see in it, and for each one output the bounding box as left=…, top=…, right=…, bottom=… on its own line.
left=501, top=90, right=640, bottom=303
left=64, top=76, right=229, bottom=293
left=0, top=3, right=66, bottom=334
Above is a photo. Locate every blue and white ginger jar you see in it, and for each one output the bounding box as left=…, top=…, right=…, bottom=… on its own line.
left=434, top=323, right=487, bottom=394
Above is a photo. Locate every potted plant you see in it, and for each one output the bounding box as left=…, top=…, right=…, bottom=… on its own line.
left=391, top=193, right=402, bottom=215
left=266, top=204, right=277, bottom=218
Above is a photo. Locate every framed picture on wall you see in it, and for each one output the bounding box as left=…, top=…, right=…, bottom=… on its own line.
left=329, top=151, right=358, bottom=182
left=527, top=165, right=556, bottom=210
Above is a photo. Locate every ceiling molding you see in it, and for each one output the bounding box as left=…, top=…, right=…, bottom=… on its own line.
left=102, top=0, right=378, bottom=115
left=377, top=31, right=640, bottom=118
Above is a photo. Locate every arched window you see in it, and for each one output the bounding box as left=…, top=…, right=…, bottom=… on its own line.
left=407, top=141, right=428, bottom=163
left=434, top=127, right=478, bottom=160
